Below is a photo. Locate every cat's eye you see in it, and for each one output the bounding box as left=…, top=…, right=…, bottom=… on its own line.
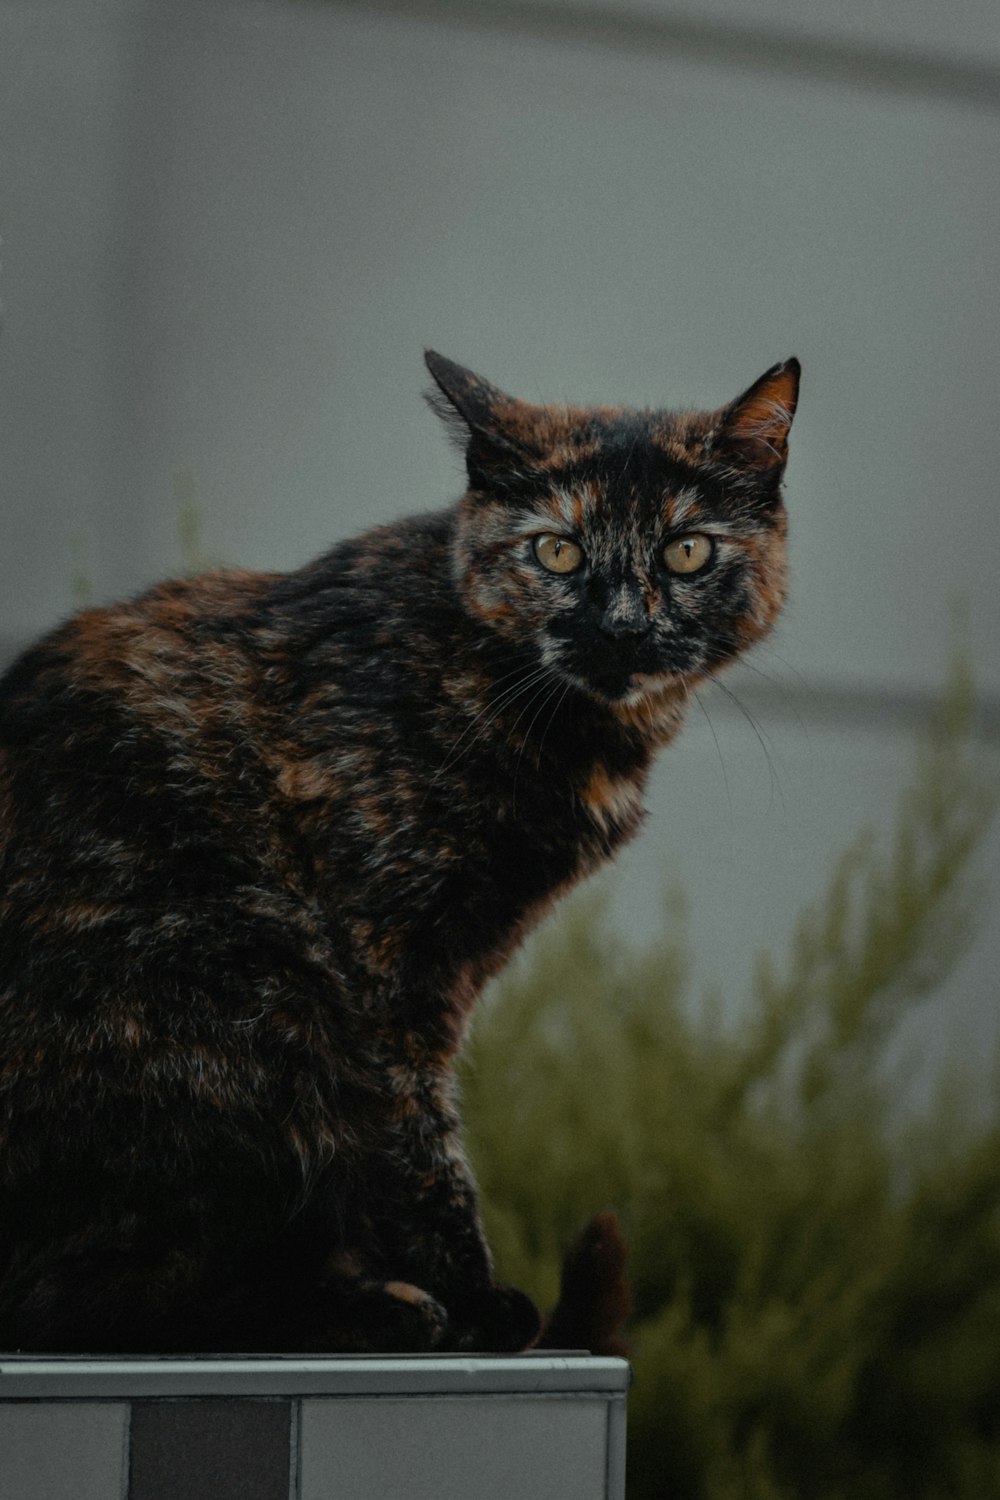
left=663, top=533, right=713, bottom=575
left=533, top=534, right=584, bottom=575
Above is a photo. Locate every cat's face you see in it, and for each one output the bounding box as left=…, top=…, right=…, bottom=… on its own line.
left=427, top=353, right=798, bottom=709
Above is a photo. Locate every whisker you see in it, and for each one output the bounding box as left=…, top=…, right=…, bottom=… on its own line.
left=511, top=669, right=565, bottom=815
left=692, top=689, right=733, bottom=832
left=731, top=656, right=810, bottom=739
left=538, top=678, right=573, bottom=764
left=706, top=675, right=785, bottom=813
left=698, top=622, right=806, bottom=749
left=440, top=669, right=551, bottom=768
left=429, top=663, right=554, bottom=785
left=752, top=643, right=811, bottom=689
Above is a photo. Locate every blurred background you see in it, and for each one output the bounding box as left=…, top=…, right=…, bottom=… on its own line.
left=2, top=0, right=997, bottom=1086
left=2, top=4, right=999, bottom=1493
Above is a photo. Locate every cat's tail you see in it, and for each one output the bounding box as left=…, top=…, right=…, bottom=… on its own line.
left=536, top=1210, right=631, bottom=1357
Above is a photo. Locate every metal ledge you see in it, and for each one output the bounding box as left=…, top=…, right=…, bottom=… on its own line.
left=0, top=1352, right=631, bottom=1400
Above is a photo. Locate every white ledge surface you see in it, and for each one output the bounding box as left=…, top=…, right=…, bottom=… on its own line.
left=0, top=1352, right=632, bottom=1399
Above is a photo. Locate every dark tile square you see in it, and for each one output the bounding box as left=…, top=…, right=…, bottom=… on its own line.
left=129, top=1398, right=291, bottom=1500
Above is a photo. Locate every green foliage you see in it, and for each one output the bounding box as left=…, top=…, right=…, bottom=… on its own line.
left=65, top=475, right=219, bottom=614
left=68, top=532, right=95, bottom=609
left=173, top=470, right=222, bottom=574
left=461, top=662, right=999, bottom=1499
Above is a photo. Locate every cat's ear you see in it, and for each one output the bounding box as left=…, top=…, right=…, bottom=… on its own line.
left=715, top=359, right=801, bottom=478
left=424, top=351, right=539, bottom=485
left=424, top=352, right=513, bottom=436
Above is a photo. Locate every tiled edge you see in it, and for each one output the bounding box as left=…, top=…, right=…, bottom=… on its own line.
left=121, top=1401, right=133, bottom=1500
left=0, top=1358, right=629, bottom=1500
left=0, top=1354, right=631, bottom=1399
left=0, top=1401, right=128, bottom=1500
left=128, top=1398, right=292, bottom=1500
left=288, top=1399, right=302, bottom=1500
left=298, top=1394, right=612, bottom=1500
left=606, top=1392, right=628, bottom=1500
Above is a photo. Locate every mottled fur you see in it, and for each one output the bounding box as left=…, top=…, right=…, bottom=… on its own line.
left=0, top=352, right=799, bottom=1353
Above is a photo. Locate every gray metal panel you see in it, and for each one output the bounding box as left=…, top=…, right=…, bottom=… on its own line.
left=299, top=1395, right=610, bottom=1500
left=0, top=1401, right=128, bottom=1500
left=605, top=1383, right=629, bottom=1500
left=0, top=1355, right=630, bottom=1401
left=128, top=1399, right=291, bottom=1500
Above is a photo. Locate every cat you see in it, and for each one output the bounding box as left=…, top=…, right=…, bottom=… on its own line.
left=0, top=350, right=799, bottom=1354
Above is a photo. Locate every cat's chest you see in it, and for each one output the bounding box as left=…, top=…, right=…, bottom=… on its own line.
left=574, top=763, right=647, bottom=846
left=431, top=751, right=649, bottom=947
left=288, top=741, right=645, bottom=938
left=446, top=733, right=649, bottom=873
left=272, top=679, right=653, bottom=1000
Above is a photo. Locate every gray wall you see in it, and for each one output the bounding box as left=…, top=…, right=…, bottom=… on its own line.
left=1, top=0, right=998, bottom=1091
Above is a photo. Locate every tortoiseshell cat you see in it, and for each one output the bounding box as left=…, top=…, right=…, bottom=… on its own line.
left=0, top=351, right=799, bottom=1354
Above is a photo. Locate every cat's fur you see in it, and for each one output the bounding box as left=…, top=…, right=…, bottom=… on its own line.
left=0, top=351, right=799, bottom=1353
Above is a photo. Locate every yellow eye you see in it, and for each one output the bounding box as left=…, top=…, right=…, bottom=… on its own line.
left=533, top=534, right=584, bottom=574
left=664, top=533, right=713, bottom=575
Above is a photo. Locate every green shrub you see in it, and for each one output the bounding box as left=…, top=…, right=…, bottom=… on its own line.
left=462, top=660, right=1000, bottom=1499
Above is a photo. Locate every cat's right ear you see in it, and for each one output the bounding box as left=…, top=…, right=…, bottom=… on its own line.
left=424, top=351, right=538, bottom=487
left=715, top=359, right=801, bottom=479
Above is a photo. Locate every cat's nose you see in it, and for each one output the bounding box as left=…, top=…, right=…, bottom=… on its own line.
left=600, top=615, right=653, bottom=640
left=598, top=587, right=653, bottom=640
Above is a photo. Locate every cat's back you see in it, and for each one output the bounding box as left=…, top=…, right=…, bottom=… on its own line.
left=0, top=512, right=460, bottom=952
left=0, top=566, right=276, bottom=754
left=1, top=569, right=282, bottom=897
left=0, top=565, right=289, bottom=990
left=0, top=507, right=457, bottom=762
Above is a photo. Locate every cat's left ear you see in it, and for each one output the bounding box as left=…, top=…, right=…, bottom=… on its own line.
left=716, top=359, right=801, bottom=477
left=424, top=351, right=539, bottom=484
left=424, top=352, right=514, bottom=433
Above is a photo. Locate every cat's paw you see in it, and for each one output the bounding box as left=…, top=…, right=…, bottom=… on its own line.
left=380, top=1279, right=450, bottom=1351
left=314, top=1273, right=450, bottom=1353
left=445, top=1282, right=541, bottom=1354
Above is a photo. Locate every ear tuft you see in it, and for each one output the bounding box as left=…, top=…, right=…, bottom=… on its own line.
left=719, top=358, right=801, bottom=473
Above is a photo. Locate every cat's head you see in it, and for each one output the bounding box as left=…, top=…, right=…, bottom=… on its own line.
left=426, top=351, right=799, bottom=712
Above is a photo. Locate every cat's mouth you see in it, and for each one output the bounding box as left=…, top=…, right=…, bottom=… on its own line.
left=617, top=669, right=687, bottom=703
left=541, top=626, right=704, bottom=707
left=559, top=645, right=700, bottom=706
left=564, top=661, right=692, bottom=708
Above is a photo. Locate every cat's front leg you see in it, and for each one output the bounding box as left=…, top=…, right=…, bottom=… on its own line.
left=399, top=1166, right=540, bottom=1354
left=374, top=1070, right=540, bottom=1353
